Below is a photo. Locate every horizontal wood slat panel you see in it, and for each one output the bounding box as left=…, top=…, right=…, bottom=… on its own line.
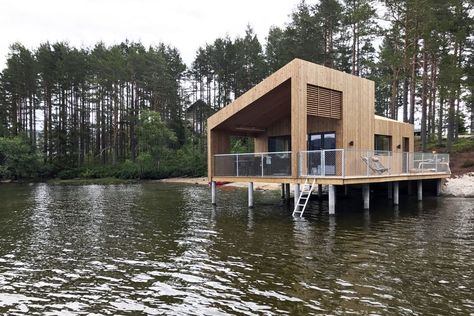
left=307, top=84, right=342, bottom=119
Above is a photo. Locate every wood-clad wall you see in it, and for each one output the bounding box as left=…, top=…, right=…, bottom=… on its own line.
left=374, top=116, right=414, bottom=152
left=254, top=117, right=291, bottom=152
left=298, top=59, right=375, bottom=151
left=207, top=130, right=230, bottom=179
left=208, top=58, right=415, bottom=180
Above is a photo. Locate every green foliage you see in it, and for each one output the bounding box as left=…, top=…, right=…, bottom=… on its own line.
left=451, top=137, right=474, bottom=153
left=0, top=136, right=39, bottom=180
left=426, top=137, right=474, bottom=153
left=138, top=110, right=177, bottom=158
left=230, top=137, right=255, bottom=154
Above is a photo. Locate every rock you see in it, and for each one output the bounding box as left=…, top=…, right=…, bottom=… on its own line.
left=442, top=172, right=474, bottom=198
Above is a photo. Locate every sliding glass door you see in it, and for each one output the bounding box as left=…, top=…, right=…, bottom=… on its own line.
left=308, top=132, right=336, bottom=175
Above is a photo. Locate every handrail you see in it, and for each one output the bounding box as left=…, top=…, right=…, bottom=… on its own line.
left=213, top=149, right=450, bottom=178
left=214, top=151, right=291, bottom=157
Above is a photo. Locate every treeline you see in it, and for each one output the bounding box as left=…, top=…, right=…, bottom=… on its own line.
left=187, top=0, right=473, bottom=152
left=0, top=42, right=206, bottom=179
left=0, top=0, right=473, bottom=180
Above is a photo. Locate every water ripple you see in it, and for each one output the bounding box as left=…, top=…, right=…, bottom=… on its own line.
left=0, top=183, right=472, bottom=315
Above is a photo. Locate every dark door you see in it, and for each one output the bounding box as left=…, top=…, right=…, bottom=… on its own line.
left=308, top=132, right=336, bottom=175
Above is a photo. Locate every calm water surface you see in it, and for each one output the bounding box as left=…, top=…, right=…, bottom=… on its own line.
left=0, top=183, right=473, bottom=315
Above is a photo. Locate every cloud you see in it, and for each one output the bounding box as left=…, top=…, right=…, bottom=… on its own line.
left=0, top=0, right=299, bottom=68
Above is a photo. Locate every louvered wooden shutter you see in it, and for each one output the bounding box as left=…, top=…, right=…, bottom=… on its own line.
left=307, top=84, right=342, bottom=119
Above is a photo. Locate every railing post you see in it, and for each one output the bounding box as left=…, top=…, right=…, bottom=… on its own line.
left=321, top=150, right=326, bottom=176
left=236, top=154, right=239, bottom=176
left=389, top=151, right=392, bottom=175
left=421, top=153, right=425, bottom=173
left=341, top=149, right=345, bottom=178
left=406, top=152, right=409, bottom=174
left=435, top=153, right=438, bottom=172
left=366, top=151, right=370, bottom=177
left=298, top=152, right=301, bottom=177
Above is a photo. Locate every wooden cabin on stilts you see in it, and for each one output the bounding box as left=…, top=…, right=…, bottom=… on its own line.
left=208, top=59, right=450, bottom=216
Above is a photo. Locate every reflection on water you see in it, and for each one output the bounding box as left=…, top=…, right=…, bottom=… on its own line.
left=0, top=183, right=473, bottom=315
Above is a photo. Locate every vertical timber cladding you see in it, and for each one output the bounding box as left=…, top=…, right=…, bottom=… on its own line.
left=306, top=84, right=342, bottom=119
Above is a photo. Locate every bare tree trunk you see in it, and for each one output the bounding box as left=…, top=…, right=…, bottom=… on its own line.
left=403, top=78, right=409, bottom=122
left=447, top=40, right=458, bottom=152
left=438, top=96, right=444, bottom=144
left=390, top=76, right=399, bottom=119
left=409, top=38, right=418, bottom=124
left=420, top=48, right=428, bottom=151
left=410, top=46, right=417, bottom=124
left=471, top=92, right=474, bottom=134
left=430, top=55, right=437, bottom=140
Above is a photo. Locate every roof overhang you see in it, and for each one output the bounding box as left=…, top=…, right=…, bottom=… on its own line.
left=207, top=59, right=298, bottom=135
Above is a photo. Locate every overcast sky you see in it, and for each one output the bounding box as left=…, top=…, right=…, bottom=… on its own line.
left=0, top=0, right=304, bottom=69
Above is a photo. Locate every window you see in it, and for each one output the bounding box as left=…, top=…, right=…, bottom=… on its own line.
left=268, top=136, right=291, bottom=152
left=374, top=135, right=392, bottom=153
left=308, top=132, right=336, bottom=150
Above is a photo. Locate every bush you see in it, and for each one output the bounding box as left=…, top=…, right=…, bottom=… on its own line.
left=0, top=136, right=40, bottom=180
left=451, top=137, right=474, bottom=153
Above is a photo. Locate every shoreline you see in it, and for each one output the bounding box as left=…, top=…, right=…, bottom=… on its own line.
left=441, top=172, right=474, bottom=198
left=1, top=174, right=473, bottom=197
left=158, top=177, right=281, bottom=191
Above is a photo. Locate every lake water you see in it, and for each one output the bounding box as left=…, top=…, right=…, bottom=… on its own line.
left=0, top=183, right=472, bottom=315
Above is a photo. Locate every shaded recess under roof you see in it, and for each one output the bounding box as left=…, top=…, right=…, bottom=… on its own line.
left=213, top=79, right=291, bottom=135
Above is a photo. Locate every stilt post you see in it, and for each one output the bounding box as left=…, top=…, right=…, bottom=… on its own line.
left=436, top=179, right=442, bottom=196
left=417, top=180, right=423, bottom=201
left=281, top=183, right=285, bottom=199
left=328, top=185, right=335, bottom=215
left=318, top=184, right=322, bottom=200
left=388, top=182, right=393, bottom=200
left=393, top=182, right=399, bottom=205
left=294, top=183, right=300, bottom=206
left=248, top=182, right=254, bottom=208
left=285, top=183, right=291, bottom=203
left=363, top=184, right=370, bottom=209
left=211, top=181, right=217, bottom=205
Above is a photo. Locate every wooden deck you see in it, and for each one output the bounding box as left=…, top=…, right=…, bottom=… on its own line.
left=212, top=172, right=450, bottom=185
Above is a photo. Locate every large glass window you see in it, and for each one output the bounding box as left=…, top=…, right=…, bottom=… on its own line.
left=308, top=132, right=336, bottom=150
left=374, top=134, right=392, bottom=152
left=268, top=136, right=291, bottom=152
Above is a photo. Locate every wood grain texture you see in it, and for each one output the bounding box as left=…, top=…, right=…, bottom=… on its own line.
left=207, top=58, right=441, bottom=184
left=307, top=84, right=342, bottom=119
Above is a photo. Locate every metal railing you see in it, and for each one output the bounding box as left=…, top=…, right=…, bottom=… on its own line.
left=408, top=152, right=450, bottom=174
left=213, top=150, right=450, bottom=178
left=214, top=151, right=291, bottom=177
left=299, top=149, right=450, bottom=178
left=298, top=149, right=345, bottom=177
